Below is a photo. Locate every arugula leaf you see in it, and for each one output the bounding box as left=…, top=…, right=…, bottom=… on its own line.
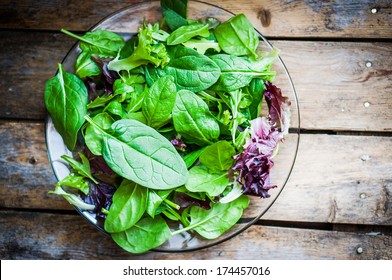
left=111, top=215, right=171, bottom=254
left=199, top=140, right=236, bottom=172
left=166, top=23, right=209, bottom=45
left=61, top=153, right=98, bottom=184
left=145, top=45, right=221, bottom=92
left=44, top=64, right=88, bottom=151
left=172, top=195, right=249, bottom=239
left=142, top=75, right=177, bottom=129
left=85, top=117, right=189, bottom=190
left=185, top=165, right=229, bottom=197
left=104, top=180, right=148, bottom=233
left=55, top=173, right=89, bottom=195
left=172, top=89, right=220, bottom=146
left=61, top=29, right=125, bottom=58
left=214, top=13, right=259, bottom=58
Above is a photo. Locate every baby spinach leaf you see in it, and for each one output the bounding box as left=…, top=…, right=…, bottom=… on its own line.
left=245, top=78, right=264, bottom=119
left=75, top=52, right=101, bottom=78
left=185, top=165, right=229, bottom=197
left=161, top=0, right=188, bottom=31
left=85, top=117, right=189, bottom=190
left=44, top=64, right=88, bottom=151
left=172, top=90, right=220, bottom=146
left=85, top=112, right=114, bottom=156
left=214, top=13, right=259, bottom=58
left=104, top=180, right=148, bottom=233
left=172, top=195, right=249, bottom=239
left=142, top=75, right=177, bottom=129
left=61, top=29, right=125, bottom=58
left=166, top=23, right=209, bottom=45
left=111, top=215, right=171, bottom=254
left=145, top=45, right=221, bottom=92
left=199, top=140, right=236, bottom=172
left=182, top=147, right=206, bottom=168
left=146, top=189, right=172, bottom=218
left=210, top=54, right=276, bottom=92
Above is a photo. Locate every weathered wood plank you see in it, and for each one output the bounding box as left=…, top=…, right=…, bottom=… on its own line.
left=0, top=211, right=390, bottom=260
left=1, top=31, right=391, bottom=131
left=0, top=0, right=390, bottom=38
left=1, top=121, right=391, bottom=225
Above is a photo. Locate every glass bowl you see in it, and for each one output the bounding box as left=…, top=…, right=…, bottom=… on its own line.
left=46, top=0, right=300, bottom=252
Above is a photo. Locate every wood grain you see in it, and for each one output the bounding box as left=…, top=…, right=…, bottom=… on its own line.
left=0, top=32, right=391, bottom=131
left=1, top=121, right=391, bottom=225
left=0, top=0, right=390, bottom=38
left=0, top=211, right=390, bottom=260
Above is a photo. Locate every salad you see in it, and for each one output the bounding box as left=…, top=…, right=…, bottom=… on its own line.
left=44, top=0, right=291, bottom=254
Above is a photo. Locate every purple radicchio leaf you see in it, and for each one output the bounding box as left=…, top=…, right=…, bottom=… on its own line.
left=232, top=117, right=282, bottom=198
left=173, top=192, right=211, bottom=210
left=264, top=81, right=291, bottom=135
left=91, top=55, right=119, bottom=95
left=83, top=181, right=116, bottom=218
left=170, top=137, right=186, bottom=152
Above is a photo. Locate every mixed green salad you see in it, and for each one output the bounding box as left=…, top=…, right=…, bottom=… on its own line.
left=45, top=0, right=291, bottom=253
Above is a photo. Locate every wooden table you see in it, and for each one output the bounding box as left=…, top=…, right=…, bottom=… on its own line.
left=1, top=0, right=391, bottom=260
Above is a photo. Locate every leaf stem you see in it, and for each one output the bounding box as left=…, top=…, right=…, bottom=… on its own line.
left=164, top=198, right=180, bottom=210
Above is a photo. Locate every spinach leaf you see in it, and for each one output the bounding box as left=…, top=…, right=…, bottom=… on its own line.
left=111, top=215, right=171, bottom=254
left=85, top=117, right=189, bottom=190
left=142, top=75, right=176, bottom=129
left=199, top=140, right=236, bottom=172
left=185, top=165, right=229, bottom=197
left=104, top=180, right=148, bottom=233
left=61, top=29, right=125, bottom=58
left=214, top=13, right=259, bottom=58
left=245, top=78, right=264, bottom=119
left=172, top=195, right=249, bottom=239
left=85, top=112, right=114, bottom=156
left=161, top=0, right=188, bottom=31
left=172, top=89, right=220, bottom=146
left=44, top=64, right=88, bottom=151
left=211, top=54, right=276, bottom=92
left=182, top=147, right=206, bottom=168
left=146, top=189, right=172, bottom=218
left=145, top=45, right=221, bottom=92
left=166, top=23, right=209, bottom=45
left=75, top=52, right=101, bottom=78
